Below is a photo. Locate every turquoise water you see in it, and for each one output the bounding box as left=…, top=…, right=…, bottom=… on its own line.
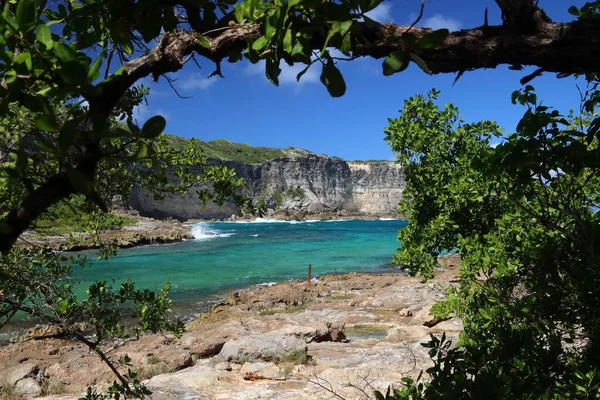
left=0, top=219, right=406, bottom=341
left=74, top=219, right=406, bottom=309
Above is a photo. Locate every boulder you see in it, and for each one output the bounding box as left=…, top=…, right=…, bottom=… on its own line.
left=15, top=378, right=42, bottom=397
left=218, top=334, right=307, bottom=363
left=7, top=362, right=40, bottom=385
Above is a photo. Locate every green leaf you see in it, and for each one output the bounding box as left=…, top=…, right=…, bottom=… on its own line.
left=296, top=63, right=312, bottom=82
left=34, top=114, right=59, bottom=132
left=35, top=24, right=53, bottom=49
left=322, top=20, right=352, bottom=53
left=410, top=53, right=431, bottom=74
left=55, top=299, right=69, bottom=314
left=264, top=9, right=280, bottom=40
left=288, top=0, right=301, bottom=6
left=16, top=0, right=36, bottom=30
left=198, top=36, right=211, bottom=49
left=54, top=42, right=77, bottom=63
left=58, top=119, right=79, bottom=152
left=59, top=61, right=89, bottom=86
left=88, top=51, right=105, bottom=81
left=568, top=6, right=580, bottom=16
left=141, top=116, right=166, bottom=139
left=265, top=58, right=281, bottom=86
left=382, top=51, right=409, bottom=76
left=67, top=168, right=93, bottom=195
left=320, top=61, right=346, bottom=97
left=252, top=36, right=269, bottom=51
left=374, top=391, right=385, bottom=400
left=233, top=2, right=244, bottom=24
left=15, top=51, right=32, bottom=71
left=137, top=4, right=163, bottom=42
left=135, top=142, right=149, bottom=160
left=416, top=29, right=449, bottom=49
left=359, top=0, right=382, bottom=13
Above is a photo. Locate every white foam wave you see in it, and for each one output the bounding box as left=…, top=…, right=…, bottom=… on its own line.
left=224, top=218, right=317, bottom=224
left=191, top=223, right=234, bottom=240
left=379, top=218, right=395, bottom=221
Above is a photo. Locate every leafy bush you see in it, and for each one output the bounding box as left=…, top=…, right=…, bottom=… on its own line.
left=33, top=196, right=134, bottom=235
left=285, top=187, right=305, bottom=199
left=382, top=85, right=600, bottom=399
left=272, top=192, right=284, bottom=207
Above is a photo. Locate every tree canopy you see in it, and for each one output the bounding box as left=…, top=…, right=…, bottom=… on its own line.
left=1, top=0, right=600, bottom=250
left=1, top=0, right=600, bottom=398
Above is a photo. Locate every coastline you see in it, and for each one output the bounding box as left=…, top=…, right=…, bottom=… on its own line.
left=0, top=258, right=461, bottom=399
left=15, top=216, right=194, bottom=252
left=15, top=212, right=403, bottom=253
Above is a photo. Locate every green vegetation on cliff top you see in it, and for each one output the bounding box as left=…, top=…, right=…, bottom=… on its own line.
left=166, top=136, right=314, bottom=164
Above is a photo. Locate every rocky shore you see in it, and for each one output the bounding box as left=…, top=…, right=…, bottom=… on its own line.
left=14, top=213, right=402, bottom=253
left=0, top=256, right=461, bottom=400
left=15, top=217, right=194, bottom=252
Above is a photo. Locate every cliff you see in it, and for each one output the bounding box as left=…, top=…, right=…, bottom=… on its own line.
left=129, top=154, right=405, bottom=220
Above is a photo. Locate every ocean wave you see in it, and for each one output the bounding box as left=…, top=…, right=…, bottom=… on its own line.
left=223, top=218, right=319, bottom=224
left=191, top=223, right=234, bottom=240
left=379, top=218, right=395, bottom=221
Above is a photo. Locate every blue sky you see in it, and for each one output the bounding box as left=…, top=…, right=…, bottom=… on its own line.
left=135, top=0, right=589, bottom=161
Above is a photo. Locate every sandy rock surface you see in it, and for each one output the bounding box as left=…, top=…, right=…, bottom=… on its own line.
left=1, top=257, right=462, bottom=400
left=15, top=217, right=193, bottom=251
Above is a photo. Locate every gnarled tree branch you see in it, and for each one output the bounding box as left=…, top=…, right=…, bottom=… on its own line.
left=3, top=0, right=599, bottom=253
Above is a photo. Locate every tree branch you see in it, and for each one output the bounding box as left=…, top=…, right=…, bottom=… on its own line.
left=4, top=0, right=600, bottom=253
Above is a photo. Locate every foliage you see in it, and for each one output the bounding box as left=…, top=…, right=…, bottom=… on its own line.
left=272, top=191, right=284, bottom=207
left=32, top=196, right=135, bottom=236
left=0, top=0, right=595, bottom=397
left=167, top=136, right=298, bottom=164
left=383, top=83, right=600, bottom=399
left=0, top=249, right=183, bottom=397
left=285, top=186, right=305, bottom=198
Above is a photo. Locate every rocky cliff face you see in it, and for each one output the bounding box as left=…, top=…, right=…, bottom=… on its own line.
left=129, top=155, right=405, bottom=220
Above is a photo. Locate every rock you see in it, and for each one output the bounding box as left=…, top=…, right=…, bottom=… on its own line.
left=312, top=328, right=348, bottom=343
left=15, top=378, right=42, bottom=397
left=218, top=334, right=307, bottom=363
left=214, top=362, right=231, bottom=371
left=398, top=308, right=413, bottom=317
left=240, top=362, right=285, bottom=380
left=7, top=362, right=40, bottom=385
left=423, top=316, right=450, bottom=328
left=130, top=155, right=405, bottom=220
left=25, top=325, right=64, bottom=340
left=190, top=339, right=226, bottom=358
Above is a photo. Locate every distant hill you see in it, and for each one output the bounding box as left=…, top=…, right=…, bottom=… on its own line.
left=166, top=135, right=318, bottom=164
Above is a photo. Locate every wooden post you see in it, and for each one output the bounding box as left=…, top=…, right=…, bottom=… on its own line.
left=307, top=264, right=312, bottom=286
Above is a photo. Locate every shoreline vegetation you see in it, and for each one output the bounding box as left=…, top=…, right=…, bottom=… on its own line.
left=0, top=256, right=460, bottom=399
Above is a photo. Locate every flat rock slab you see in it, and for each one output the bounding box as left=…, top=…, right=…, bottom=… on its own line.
left=2, top=267, right=463, bottom=399
left=218, top=334, right=307, bottom=363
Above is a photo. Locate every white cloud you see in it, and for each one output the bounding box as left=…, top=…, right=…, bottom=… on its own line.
left=422, top=14, right=462, bottom=32
left=365, top=2, right=393, bottom=22
left=245, top=60, right=319, bottom=86
left=178, top=73, right=219, bottom=92
left=132, top=104, right=170, bottom=125
left=133, top=103, right=151, bottom=122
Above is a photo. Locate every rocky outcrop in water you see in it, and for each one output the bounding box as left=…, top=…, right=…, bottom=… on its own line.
left=129, top=155, right=405, bottom=220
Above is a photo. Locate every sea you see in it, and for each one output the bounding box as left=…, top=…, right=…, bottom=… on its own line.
left=0, top=219, right=406, bottom=341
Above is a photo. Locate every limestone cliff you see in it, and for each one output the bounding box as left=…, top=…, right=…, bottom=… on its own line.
left=129, top=155, right=405, bottom=220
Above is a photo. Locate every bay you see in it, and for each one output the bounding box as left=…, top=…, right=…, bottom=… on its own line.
left=75, top=219, right=406, bottom=312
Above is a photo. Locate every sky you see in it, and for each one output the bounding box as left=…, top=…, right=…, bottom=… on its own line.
left=133, top=0, right=590, bottom=161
